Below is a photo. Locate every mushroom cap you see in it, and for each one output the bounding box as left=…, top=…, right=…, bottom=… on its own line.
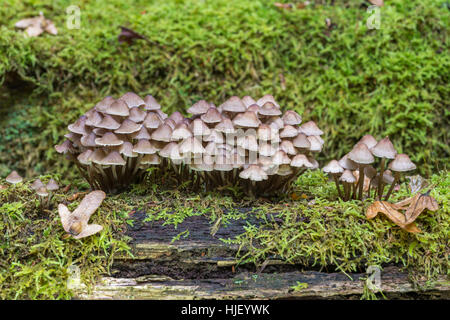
left=242, top=96, right=256, bottom=108
left=268, top=117, right=285, bottom=131
left=31, top=179, right=45, bottom=190
left=272, top=150, right=291, bottom=165
left=143, top=95, right=161, bottom=111
left=239, top=164, right=268, bottom=181
left=77, top=150, right=94, bottom=165
left=246, top=104, right=260, bottom=114
left=290, top=154, right=314, bottom=168
left=95, top=132, right=124, bottom=146
left=339, top=170, right=356, bottom=183
left=307, top=136, right=323, bottom=152
left=128, top=107, right=147, bottom=123
left=370, top=136, right=397, bottom=159
left=119, top=141, right=138, bottom=158
left=95, top=96, right=115, bottom=112
left=215, top=118, right=235, bottom=134
left=85, top=110, right=103, bottom=127
left=68, top=116, right=88, bottom=135
left=95, top=114, right=121, bottom=130
left=382, top=170, right=395, bottom=184
left=80, top=133, right=98, bottom=147
left=46, top=179, right=59, bottom=191
left=282, top=110, right=302, bottom=126
left=115, top=119, right=142, bottom=134
left=36, top=187, right=49, bottom=197
left=348, top=143, right=374, bottom=164
left=151, top=124, right=173, bottom=142
left=204, top=130, right=225, bottom=144
left=237, top=134, right=258, bottom=152
left=190, top=119, right=211, bottom=136
left=388, top=154, right=416, bottom=172
left=179, top=137, right=206, bottom=154
left=358, top=135, right=378, bottom=149
left=5, top=171, right=23, bottom=184
left=259, top=102, right=282, bottom=116
left=201, top=107, right=222, bottom=124
left=257, top=124, right=278, bottom=141
left=143, top=112, right=163, bottom=129
left=187, top=100, right=210, bottom=115
left=232, top=111, right=261, bottom=128
left=168, top=111, right=185, bottom=125
left=55, top=140, right=73, bottom=154
left=131, top=126, right=152, bottom=140
left=292, top=133, right=311, bottom=149
left=256, top=94, right=280, bottom=108
left=220, top=96, right=247, bottom=113
left=133, top=139, right=158, bottom=154
left=120, top=92, right=145, bottom=108
left=338, top=154, right=358, bottom=171
left=141, top=154, right=161, bottom=165
left=171, top=123, right=193, bottom=141
left=100, top=151, right=126, bottom=166
left=89, top=149, right=107, bottom=164
left=280, top=125, right=299, bottom=139
left=276, top=164, right=294, bottom=176
left=280, top=140, right=297, bottom=155
left=105, top=99, right=130, bottom=117
left=259, top=142, right=277, bottom=157
left=298, top=121, right=323, bottom=136
left=364, top=165, right=377, bottom=179
left=323, top=160, right=344, bottom=174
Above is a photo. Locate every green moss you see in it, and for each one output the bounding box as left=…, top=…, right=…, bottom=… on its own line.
left=0, top=0, right=449, bottom=177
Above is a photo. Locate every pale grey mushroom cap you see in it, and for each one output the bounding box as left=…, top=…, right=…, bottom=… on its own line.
left=348, top=143, right=374, bottom=164
left=282, top=110, right=302, bottom=126
left=143, top=112, right=163, bottom=129
left=143, top=95, right=161, bottom=111
left=115, top=119, right=142, bottom=134
left=133, top=139, right=158, bottom=154
left=100, top=151, right=126, bottom=166
left=239, top=164, right=268, bottom=181
left=388, top=154, right=416, bottom=172
left=46, top=179, right=60, bottom=191
left=290, top=154, right=314, bottom=168
left=95, top=114, right=121, bottom=130
left=323, top=160, right=344, bottom=174
left=358, top=135, right=378, bottom=149
left=128, top=107, right=147, bottom=123
left=201, top=107, right=222, bottom=124
left=31, top=179, right=45, bottom=190
left=106, top=99, right=130, bottom=117
left=339, top=170, right=356, bottom=183
left=95, top=132, right=124, bottom=147
left=220, top=96, right=247, bottom=113
left=259, top=102, right=282, bottom=116
left=151, top=124, right=173, bottom=142
left=77, top=150, right=94, bottom=165
left=36, top=187, right=49, bottom=197
left=338, top=154, right=358, bottom=171
left=298, top=121, right=323, bottom=136
left=256, top=94, right=280, bottom=108
left=6, top=171, right=23, bottom=184
left=95, top=96, right=115, bottom=112
left=190, top=119, right=211, bottom=136
left=370, top=136, right=397, bottom=159
left=242, top=96, right=256, bottom=108
left=171, top=123, right=193, bottom=141
left=232, top=111, right=261, bottom=128
left=215, top=118, right=235, bottom=134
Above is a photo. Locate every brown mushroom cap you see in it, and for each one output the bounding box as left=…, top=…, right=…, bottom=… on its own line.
left=201, top=107, right=222, bottom=124
left=100, top=151, right=126, bottom=166
left=143, top=112, right=163, bottom=129
left=5, top=171, right=23, bottom=184
left=131, top=126, right=152, bottom=140
left=95, top=96, right=115, bottom=112
left=280, top=125, right=298, bottom=138
left=215, top=118, right=235, bottom=134
left=68, top=116, right=88, bottom=135
left=132, top=139, right=158, bottom=154
left=282, top=110, right=302, bottom=126
left=36, top=187, right=49, bottom=197
left=171, top=123, right=193, bottom=141
left=80, top=133, right=98, bottom=147
left=323, top=160, right=344, bottom=174
left=151, top=124, right=173, bottom=142
left=256, top=94, right=280, bottom=108
left=292, top=133, right=311, bottom=149
left=259, top=102, right=282, bottom=116
left=242, top=96, right=256, bottom=108
left=55, top=140, right=73, bottom=154
left=95, top=132, right=124, bottom=147
left=370, top=136, right=397, bottom=159
left=187, top=100, right=211, bottom=115
left=95, top=114, right=121, bottom=130
left=105, top=99, right=130, bottom=117
left=78, top=150, right=94, bottom=165
left=120, top=92, right=145, bottom=108
left=220, top=96, right=247, bottom=113
left=388, top=154, right=416, bottom=172
left=364, top=165, right=377, bottom=179
left=168, top=111, right=185, bottom=125
left=119, top=141, right=138, bottom=158
left=128, top=107, right=147, bottom=123
left=141, top=154, right=161, bottom=165
left=348, top=143, right=374, bottom=164
left=115, top=119, right=142, bottom=134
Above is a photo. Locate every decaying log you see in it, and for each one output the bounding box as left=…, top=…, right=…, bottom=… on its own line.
left=74, top=212, right=449, bottom=299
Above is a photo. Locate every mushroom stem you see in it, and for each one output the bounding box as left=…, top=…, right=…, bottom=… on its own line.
left=384, top=172, right=400, bottom=201
left=358, top=165, right=365, bottom=200
left=377, top=158, right=385, bottom=199
left=332, top=174, right=343, bottom=199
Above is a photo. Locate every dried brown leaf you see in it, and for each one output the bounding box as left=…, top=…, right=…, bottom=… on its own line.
left=369, top=0, right=384, bottom=7
left=366, top=201, right=420, bottom=233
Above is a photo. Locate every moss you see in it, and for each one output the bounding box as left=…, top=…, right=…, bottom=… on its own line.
left=0, top=0, right=449, bottom=177
left=0, top=169, right=448, bottom=299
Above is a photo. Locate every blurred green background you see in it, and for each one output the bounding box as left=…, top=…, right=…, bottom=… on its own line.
left=0, top=0, right=448, bottom=179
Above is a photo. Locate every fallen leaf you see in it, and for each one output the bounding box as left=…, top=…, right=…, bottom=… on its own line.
left=291, top=193, right=300, bottom=200
left=67, top=191, right=87, bottom=201
left=118, top=26, right=147, bottom=45
left=274, top=3, right=294, bottom=9
left=366, top=201, right=420, bottom=233
left=403, top=191, right=439, bottom=223
left=15, top=12, right=57, bottom=37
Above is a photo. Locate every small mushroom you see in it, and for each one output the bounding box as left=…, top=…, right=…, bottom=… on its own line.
left=385, top=154, right=416, bottom=201
left=322, top=160, right=344, bottom=199
left=370, top=136, right=397, bottom=199
left=348, top=143, right=374, bottom=200
left=339, top=170, right=356, bottom=201
left=6, top=171, right=23, bottom=185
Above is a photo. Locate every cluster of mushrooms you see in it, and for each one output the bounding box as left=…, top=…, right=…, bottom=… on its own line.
left=323, top=135, right=416, bottom=201
left=55, top=92, right=324, bottom=196
left=5, top=170, right=59, bottom=208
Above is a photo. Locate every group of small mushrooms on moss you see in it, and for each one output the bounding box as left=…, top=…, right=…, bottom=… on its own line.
left=323, top=135, right=416, bottom=201
left=54, top=92, right=324, bottom=196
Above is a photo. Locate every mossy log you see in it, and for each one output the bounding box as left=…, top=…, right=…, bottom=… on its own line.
left=75, top=214, right=449, bottom=299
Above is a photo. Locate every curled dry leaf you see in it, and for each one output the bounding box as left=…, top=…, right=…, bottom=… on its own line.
left=369, top=0, right=384, bottom=7
left=366, top=190, right=439, bottom=233
left=15, top=12, right=57, bottom=37
left=58, top=190, right=106, bottom=239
